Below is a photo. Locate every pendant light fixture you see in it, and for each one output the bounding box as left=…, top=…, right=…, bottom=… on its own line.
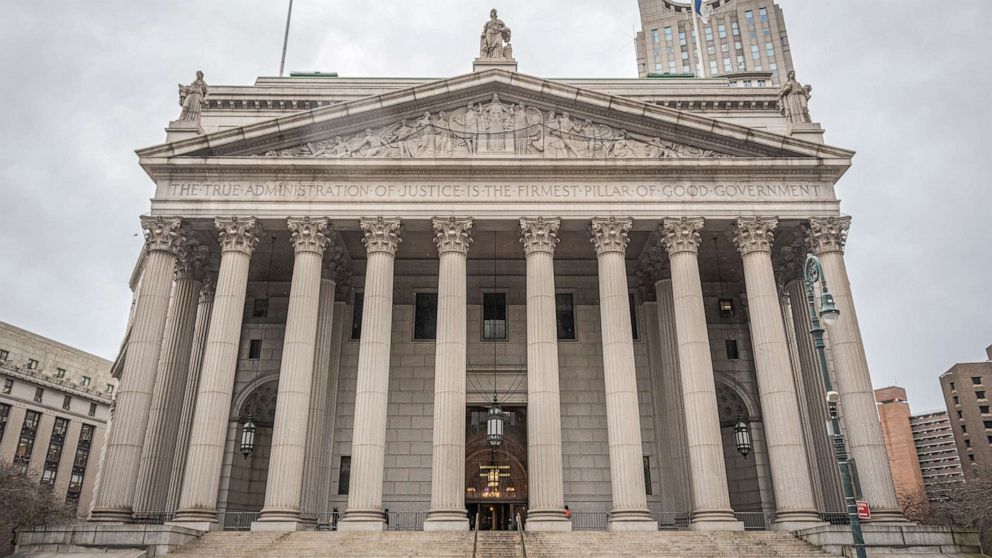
left=714, top=233, right=752, bottom=459
left=242, top=235, right=277, bottom=459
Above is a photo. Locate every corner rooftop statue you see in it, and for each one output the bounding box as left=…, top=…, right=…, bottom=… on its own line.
left=474, top=8, right=517, bottom=72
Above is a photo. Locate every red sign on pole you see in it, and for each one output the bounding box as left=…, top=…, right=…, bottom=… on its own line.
left=856, top=500, right=871, bottom=520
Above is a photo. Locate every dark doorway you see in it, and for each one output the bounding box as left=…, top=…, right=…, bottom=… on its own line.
left=465, top=406, right=527, bottom=530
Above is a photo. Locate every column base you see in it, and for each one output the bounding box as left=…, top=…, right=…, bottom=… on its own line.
left=526, top=510, right=572, bottom=532
left=608, top=510, right=657, bottom=532
left=423, top=512, right=470, bottom=532
left=337, top=509, right=387, bottom=532
left=689, top=510, right=745, bottom=532
left=169, top=509, right=220, bottom=532
left=89, top=508, right=134, bottom=523
left=864, top=509, right=911, bottom=523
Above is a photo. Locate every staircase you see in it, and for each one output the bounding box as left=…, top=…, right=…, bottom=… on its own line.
left=165, top=530, right=833, bottom=558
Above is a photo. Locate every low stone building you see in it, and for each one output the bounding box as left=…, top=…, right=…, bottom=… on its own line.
left=0, top=320, right=116, bottom=515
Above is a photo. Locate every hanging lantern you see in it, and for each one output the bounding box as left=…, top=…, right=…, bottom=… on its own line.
left=487, top=403, right=505, bottom=448
left=240, top=414, right=257, bottom=459
left=734, top=417, right=752, bottom=459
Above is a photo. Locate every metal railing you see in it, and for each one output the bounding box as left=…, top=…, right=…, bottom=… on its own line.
left=516, top=513, right=527, bottom=558
left=471, top=512, right=481, bottom=558
left=570, top=512, right=610, bottom=531
left=734, top=512, right=772, bottom=531
left=818, top=512, right=851, bottom=526
left=386, top=511, right=427, bottom=531
left=131, top=512, right=175, bottom=525
left=222, top=511, right=259, bottom=531
left=316, top=511, right=342, bottom=530
left=653, top=512, right=692, bottom=531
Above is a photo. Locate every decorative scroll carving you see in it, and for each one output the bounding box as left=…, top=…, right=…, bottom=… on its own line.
left=215, top=217, right=260, bottom=255
left=805, top=216, right=851, bottom=255
left=361, top=217, right=403, bottom=256
left=779, top=71, right=812, bottom=124
left=590, top=217, right=633, bottom=256
left=660, top=217, right=705, bottom=256
left=174, top=239, right=211, bottom=281
left=178, top=71, right=208, bottom=123
left=288, top=217, right=332, bottom=255
left=433, top=217, right=474, bottom=256
left=140, top=216, right=186, bottom=255
left=261, top=94, right=730, bottom=160
left=519, top=217, right=560, bottom=256
left=731, top=216, right=779, bottom=256
left=480, top=9, right=513, bottom=60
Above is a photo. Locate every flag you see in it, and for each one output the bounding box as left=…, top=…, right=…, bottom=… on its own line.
left=694, top=0, right=713, bottom=24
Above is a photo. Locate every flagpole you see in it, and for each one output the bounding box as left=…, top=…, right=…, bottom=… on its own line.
left=690, top=1, right=708, bottom=78
left=278, top=0, right=294, bottom=77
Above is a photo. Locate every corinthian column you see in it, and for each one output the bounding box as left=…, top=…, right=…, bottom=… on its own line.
left=659, top=218, right=742, bottom=531
left=806, top=216, right=901, bottom=520
left=255, top=218, right=332, bottom=530
left=520, top=217, right=570, bottom=532
left=91, top=216, right=187, bottom=522
left=731, top=217, right=822, bottom=530
left=134, top=239, right=209, bottom=516
left=166, top=271, right=216, bottom=513
left=424, top=217, right=473, bottom=532
left=339, top=217, right=403, bottom=532
left=172, top=217, right=259, bottom=531
left=654, top=277, right=692, bottom=514
left=590, top=217, right=656, bottom=531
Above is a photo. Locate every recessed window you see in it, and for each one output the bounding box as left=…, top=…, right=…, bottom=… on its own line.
left=27, top=359, right=39, bottom=370
left=483, top=293, right=507, bottom=340
left=957, top=410, right=964, bottom=419
left=556, top=294, right=576, bottom=341
left=34, top=387, right=44, bottom=403
left=950, top=382, right=957, bottom=391
left=351, top=293, right=364, bottom=340
left=82, top=376, right=91, bottom=387
left=969, top=454, right=975, bottom=462
left=981, top=406, right=990, bottom=415
left=338, top=456, right=351, bottom=495
left=55, top=368, right=66, bottom=379
left=413, top=293, right=438, bottom=341
left=247, top=339, right=263, bottom=360
left=14, top=410, right=42, bottom=471
left=88, top=403, right=97, bottom=417
left=962, top=425, right=968, bottom=434
left=252, top=298, right=269, bottom=318
left=643, top=456, right=653, bottom=496
left=973, top=377, right=983, bottom=385
left=41, top=417, right=69, bottom=485
left=984, top=421, right=992, bottom=429
left=105, top=384, right=114, bottom=394
left=977, top=391, right=987, bottom=400
left=0, top=403, right=10, bottom=444
left=965, top=439, right=972, bottom=448
left=0, top=349, right=8, bottom=362
left=719, top=298, right=735, bottom=318
left=954, top=396, right=960, bottom=405
left=2, top=378, right=12, bottom=394
left=62, top=395, right=71, bottom=410
left=726, top=339, right=740, bottom=360
left=629, top=294, right=639, bottom=340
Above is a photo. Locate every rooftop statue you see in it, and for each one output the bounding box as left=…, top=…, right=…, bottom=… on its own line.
left=778, top=71, right=812, bottom=124
left=480, top=9, right=512, bottom=60
left=178, top=71, right=209, bottom=123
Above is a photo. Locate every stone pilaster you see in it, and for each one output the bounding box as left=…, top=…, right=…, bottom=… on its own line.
left=165, top=271, right=216, bottom=513
left=519, top=217, right=571, bottom=531
left=339, top=217, right=403, bottom=532
left=590, top=217, right=656, bottom=531
left=91, top=216, right=187, bottom=522
left=255, top=218, right=332, bottom=530
left=659, top=217, right=742, bottom=531
left=172, top=217, right=259, bottom=531
left=134, top=239, right=209, bottom=515
left=806, top=216, right=902, bottom=520
left=424, top=217, right=473, bottom=531
left=731, top=217, right=822, bottom=530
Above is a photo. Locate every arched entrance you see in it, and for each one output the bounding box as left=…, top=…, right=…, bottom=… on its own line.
left=716, top=383, right=768, bottom=513
left=225, top=379, right=278, bottom=513
left=465, top=406, right=528, bottom=530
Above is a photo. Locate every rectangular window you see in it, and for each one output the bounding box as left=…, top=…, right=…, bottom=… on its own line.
left=55, top=368, right=66, bottom=378
left=974, top=377, right=984, bottom=385
left=14, top=410, right=42, bottom=471
left=0, top=349, right=8, bottom=362
left=556, top=294, right=576, bottom=340
left=726, top=339, right=740, bottom=360
left=351, top=293, right=364, bottom=340
left=247, top=339, right=263, bottom=360
left=957, top=410, right=964, bottom=419
left=2, top=378, right=11, bottom=394
left=723, top=57, right=732, bottom=72
left=977, top=391, right=988, bottom=400
left=664, top=26, right=673, bottom=42
left=414, top=293, right=438, bottom=340
left=651, top=29, right=659, bottom=44
left=759, top=7, right=769, bottom=23
left=751, top=45, right=761, bottom=60
left=66, top=424, right=94, bottom=509
left=950, top=381, right=956, bottom=390
left=629, top=294, right=639, bottom=340
left=338, top=456, right=351, bottom=495
left=643, top=456, right=653, bottom=496
left=88, top=403, right=97, bottom=417
left=731, top=21, right=740, bottom=36
left=718, top=24, right=727, bottom=39
left=965, top=439, right=972, bottom=448
left=82, top=376, right=91, bottom=387
left=105, top=384, right=114, bottom=394
left=63, top=395, right=71, bottom=410
left=679, top=31, right=687, bottom=46
left=745, top=10, right=754, bottom=26
left=709, top=60, right=719, bottom=76
left=981, top=406, right=991, bottom=415
left=704, top=27, right=713, bottom=42
left=963, top=425, right=968, bottom=433
left=252, top=298, right=269, bottom=318
left=954, top=396, right=960, bottom=405
left=27, top=359, right=39, bottom=370
left=483, top=293, right=508, bottom=340
left=42, top=417, right=69, bottom=485
left=0, top=403, right=10, bottom=445
left=34, top=387, right=43, bottom=403
left=668, top=61, right=677, bottom=73
left=766, top=43, right=775, bottom=57
left=984, top=421, right=992, bottom=429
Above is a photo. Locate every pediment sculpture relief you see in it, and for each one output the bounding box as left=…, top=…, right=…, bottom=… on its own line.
left=261, top=94, right=729, bottom=160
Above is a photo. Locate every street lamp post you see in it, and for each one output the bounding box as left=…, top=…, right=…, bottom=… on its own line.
left=803, top=253, right=867, bottom=558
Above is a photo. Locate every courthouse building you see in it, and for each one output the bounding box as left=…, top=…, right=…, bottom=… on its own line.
left=76, top=5, right=913, bottom=539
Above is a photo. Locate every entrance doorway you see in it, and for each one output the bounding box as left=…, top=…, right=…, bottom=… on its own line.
left=465, top=406, right=528, bottom=531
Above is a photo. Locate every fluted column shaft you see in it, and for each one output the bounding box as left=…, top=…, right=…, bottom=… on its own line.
left=340, top=218, right=403, bottom=532
left=300, top=275, right=338, bottom=521
left=91, top=216, right=185, bottom=522
left=256, top=218, right=331, bottom=529
left=807, top=217, right=901, bottom=519
left=591, top=218, right=656, bottom=531
left=423, top=217, right=473, bottom=531
left=166, top=277, right=216, bottom=513
left=172, top=217, right=259, bottom=530
left=654, top=278, right=692, bottom=513
left=519, top=218, right=570, bottom=531
left=732, top=218, right=821, bottom=529
left=660, top=217, right=741, bottom=531
left=134, top=243, right=208, bottom=515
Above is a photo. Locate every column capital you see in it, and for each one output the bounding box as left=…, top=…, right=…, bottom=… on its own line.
left=731, top=216, right=779, bottom=256
left=288, top=217, right=332, bottom=256
left=659, top=217, right=705, bottom=256
left=215, top=217, right=261, bottom=255
left=140, top=216, right=186, bottom=255
left=519, top=217, right=560, bottom=256
left=805, top=216, right=851, bottom=255
left=361, top=217, right=403, bottom=256
left=432, top=217, right=474, bottom=256
left=174, top=240, right=211, bottom=281
left=590, top=217, right=633, bottom=256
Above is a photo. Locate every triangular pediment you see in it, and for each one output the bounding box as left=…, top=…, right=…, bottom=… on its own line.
left=137, top=70, right=854, bottom=164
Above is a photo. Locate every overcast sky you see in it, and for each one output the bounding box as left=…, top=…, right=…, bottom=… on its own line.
left=1, top=1, right=989, bottom=413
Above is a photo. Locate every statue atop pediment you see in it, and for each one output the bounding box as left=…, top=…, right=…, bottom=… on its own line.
left=178, top=71, right=208, bottom=123
left=778, top=71, right=812, bottom=124
left=480, top=9, right=512, bottom=60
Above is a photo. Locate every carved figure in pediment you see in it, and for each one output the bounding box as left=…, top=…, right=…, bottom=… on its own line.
left=178, top=71, right=208, bottom=122
left=609, top=130, right=638, bottom=158
left=354, top=128, right=390, bottom=158
left=558, top=112, right=587, bottom=158
left=779, top=71, right=813, bottom=124
left=433, top=111, right=453, bottom=156
left=480, top=9, right=512, bottom=60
